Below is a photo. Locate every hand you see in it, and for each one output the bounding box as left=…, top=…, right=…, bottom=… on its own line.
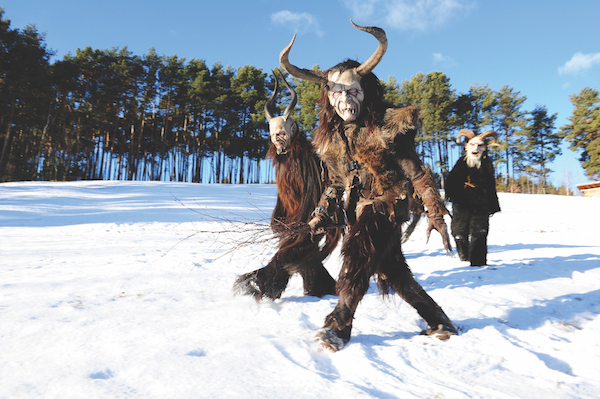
left=308, top=214, right=327, bottom=238
left=426, top=214, right=453, bottom=255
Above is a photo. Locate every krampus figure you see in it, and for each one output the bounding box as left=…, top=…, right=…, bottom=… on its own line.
left=280, top=20, right=457, bottom=351
left=445, top=129, right=501, bottom=266
left=233, top=71, right=341, bottom=301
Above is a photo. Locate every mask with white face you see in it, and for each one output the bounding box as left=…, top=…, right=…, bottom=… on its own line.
left=327, top=70, right=364, bottom=122
left=269, top=117, right=298, bottom=155
left=465, top=137, right=486, bottom=169
left=456, top=129, right=500, bottom=169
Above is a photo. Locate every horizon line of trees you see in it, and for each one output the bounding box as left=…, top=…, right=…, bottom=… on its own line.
left=2, top=9, right=598, bottom=195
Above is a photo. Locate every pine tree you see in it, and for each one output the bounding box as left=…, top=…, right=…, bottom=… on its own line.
left=559, top=87, right=600, bottom=180
left=420, top=72, right=455, bottom=180
left=184, top=58, right=211, bottom=182
left=461, top=84, right=496, bottom=133
left=517, top=105, right=560, bottom=193
left=493, top=85, right=527, bottom=188
left=231, top=65, right=268, bottom=183
left=0, top=8, right=52, bottom=181
left=292, top=66, right=321, bottom=137
left=381, top=76, right=402, bottom=106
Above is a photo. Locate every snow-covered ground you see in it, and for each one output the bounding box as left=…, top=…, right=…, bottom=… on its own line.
left=1, top=180, right=599, bottom=399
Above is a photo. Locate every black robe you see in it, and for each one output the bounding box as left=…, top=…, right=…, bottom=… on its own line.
left=445, top=155, right=500, bottom=215
left=445, top=154, right=500, bottom=266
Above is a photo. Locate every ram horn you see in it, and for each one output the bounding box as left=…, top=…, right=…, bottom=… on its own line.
left=479, top=130, right=501, bottom=147
left=456, top=129, right=476, bottom=144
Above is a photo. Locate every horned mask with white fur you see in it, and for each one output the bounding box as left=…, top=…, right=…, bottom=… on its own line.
left=264, top=70, right=299, bottom=155
left=457, top=129, right=500, bottom=169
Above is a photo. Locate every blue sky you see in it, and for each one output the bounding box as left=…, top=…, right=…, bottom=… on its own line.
left=3, top=0, right=600, bottom=191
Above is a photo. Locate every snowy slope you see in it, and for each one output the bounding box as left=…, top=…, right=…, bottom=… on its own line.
left=1, top=181, right=599, bottom=399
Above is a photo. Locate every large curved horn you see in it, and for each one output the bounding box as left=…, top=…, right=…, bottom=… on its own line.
left=351, top=20, right=388, bottom=76
left=279, top=34, right=328, bottom=84
left=277, top=71, right=297, bottom=120
left=457, top=129, right=475, bottom=144
left=264, top=70, right=279, bottom=122
left=479, top=130, right=501, bottom=147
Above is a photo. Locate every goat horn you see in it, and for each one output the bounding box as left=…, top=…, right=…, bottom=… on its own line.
left=277, top=71, right=297, bottom=120
left=457, top=129, right=475, bottom=144
left=279, top=34, right=328, bottom=84
left=264, top=70, right=279, bottom=122
left=351, top=20, right=388, bottom=76
left=479, top=130, right=501, bottom=147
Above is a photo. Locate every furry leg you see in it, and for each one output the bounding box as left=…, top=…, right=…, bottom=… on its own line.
left=282, top=235, right=337, bottom=297
left=316, top=300, right=357, bottom=352
left=299, top=261, right=337, bottom=297
left=316, top=206, right=391, bottom=352
left=398, top=276, right=457, bottom=339
left=234, top=228, right=339, bottom=301
left=232, top=256, right=290, bottom=301
left=317, top=268, right=369, bottom=352
left=376, top=228, right=457, bottom=340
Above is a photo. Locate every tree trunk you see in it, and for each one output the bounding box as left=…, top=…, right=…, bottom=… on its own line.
left=0, top=109, right=15, bottom=178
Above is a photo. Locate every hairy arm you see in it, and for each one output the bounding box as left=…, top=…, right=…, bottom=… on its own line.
left=393, top=129, right=452, bottom=253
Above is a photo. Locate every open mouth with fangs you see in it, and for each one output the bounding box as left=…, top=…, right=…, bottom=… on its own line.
left=273, top=136, right=289, bottom=155
left=338, top=105, right=358, bottom=121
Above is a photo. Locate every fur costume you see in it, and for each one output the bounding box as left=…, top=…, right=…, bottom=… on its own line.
left=232, top=71, right=342, bottom=300
left=445, top=154, right=500, bottom=266
left=311, top=105, right=457, bottom=350
left=280, top=21, right=456, bottom=352
left=233, top=131, right=341, bottom=301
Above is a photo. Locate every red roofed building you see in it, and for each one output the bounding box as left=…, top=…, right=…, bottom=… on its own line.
left=577, top=181, right=600, bottom=197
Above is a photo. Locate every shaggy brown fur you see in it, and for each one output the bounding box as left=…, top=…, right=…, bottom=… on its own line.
left=310, top=62, right=456, bottom=350
left=233, top=131, right=341, bottom=301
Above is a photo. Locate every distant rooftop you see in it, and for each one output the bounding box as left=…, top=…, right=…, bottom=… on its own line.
left=576, top=181, right=600, bottom=197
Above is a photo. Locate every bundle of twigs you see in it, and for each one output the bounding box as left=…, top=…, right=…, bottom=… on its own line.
left=170, top=196, right=327, bottom=261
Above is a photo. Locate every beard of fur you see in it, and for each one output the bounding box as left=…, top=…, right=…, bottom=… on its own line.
left=465, top=154, right=483, bottom=169
left=268, top=133, right=320, bottom=221
left=267, top=132, right=342, bottom=269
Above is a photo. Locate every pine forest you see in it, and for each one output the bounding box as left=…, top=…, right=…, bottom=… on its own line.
left=2, top=9, right=598, bottom=194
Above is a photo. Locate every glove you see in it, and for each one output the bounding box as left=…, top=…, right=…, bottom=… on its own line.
left=308, top=214, right=327, bottom=239
left=308, top=203, right=330, bottom=236
left=426, top=214, right=453, bottom=256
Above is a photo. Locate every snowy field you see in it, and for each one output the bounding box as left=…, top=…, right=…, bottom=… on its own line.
left=1, top=180, right=599, bottom=399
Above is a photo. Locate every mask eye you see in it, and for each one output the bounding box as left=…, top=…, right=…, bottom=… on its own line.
left=331, top=88, right=362, bottom=98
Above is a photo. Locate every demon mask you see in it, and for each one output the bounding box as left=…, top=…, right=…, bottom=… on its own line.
left=279, top=20, right=387, bottom=122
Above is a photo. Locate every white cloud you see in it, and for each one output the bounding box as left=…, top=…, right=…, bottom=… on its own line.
left=433, top=52, right=456, bottom=67
left=342, top=0, right=475, bottom=31
left=558, top=52, right=600, bottom=75
left=340, top=0, right=378, bottom=19
left=270, top=11, right=323, bottom=36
